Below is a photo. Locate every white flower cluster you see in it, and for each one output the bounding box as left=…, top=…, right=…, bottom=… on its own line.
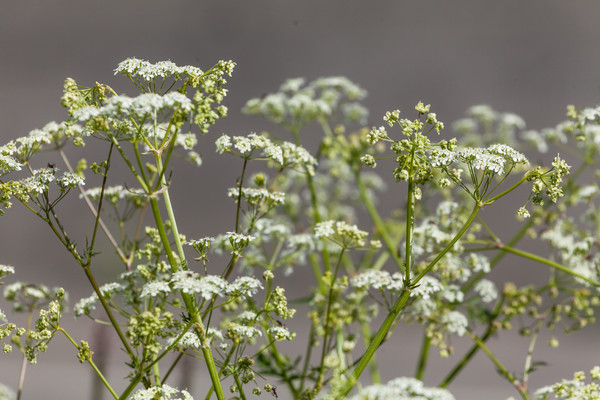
left=225, top=232, right=256, bottom=255
left=0, top=153, right=21, bottom=175
left=227, top=187, right=285, bottom=206
left=367, top=126, right=389, bottom=144
left=0, top=265, right=15, bottom=278
left=348, top=377, right=455, bottom=400
left=474, top=279, right=498, bottom=303
left=243, top=76, right=368, bottom=126
left=129, top=384, right=193, bottom=400
left=141, top=272, right=263, bottom=300
left=115, top=58, right=204, bottom=82
left=430, top=144, right=528, bottom=175
left=314, top=220, right=369, bottom=249
left=16, top=128, right=52, bottom=151
left=20, top=168, right=56, bottom=194
left=4, top=282, right=51, bottom=303
left=440, top=311, right=468, bottom=336
left=80, top=185, right=145, bottom=204
left=350, top=269, right=404, bottom=292
left=227, top=323, right=262, bottom=340
left=267, top=325, right=296, bottom=341
left=226, top=276, right=264, bottom=298
left=540, top=220, right=599, bottom=285
left=253, top=219, right=291, bottom=239
left=216, top=133, right=317, bottom=174
left=56, top=171, right=85, bottom=190
left=535, top=366, right=600, bottom=400
left=140, top=281, right=171, bottom=298
left=169, top=331, right=202, bottom=350
left=74, top=282, right=125, bottom=317
left=410, top=276, right=444, bottom=300
left=74, top=92, right=193, bottom=122
left=169, top=271, right=227, bottom=299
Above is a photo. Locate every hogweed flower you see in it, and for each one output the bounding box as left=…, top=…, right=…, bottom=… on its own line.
left=315, top=220, right=369, bottom=249
left=129, top=384, right=194, bottom=400
left=347, top=377, right=455, bottom=400
left=243, top=76, right=367, bottom=127
left=227, top=187, right=285, bottom=207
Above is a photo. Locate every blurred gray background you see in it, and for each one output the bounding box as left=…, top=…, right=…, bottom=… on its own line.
left=1, top=1, right=600, bottom=399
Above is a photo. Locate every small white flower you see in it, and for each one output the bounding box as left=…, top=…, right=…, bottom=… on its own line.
left=56, top=172, right=85, bottom=189
left=474, top=279, right=498, bottom=303
left=169, top=332, right=202, bottom=350
left=441, top=311, right=468, bottom=336
left=267, top=325, right=296, bottom=341
left=0, top=265, right=15, bottom=276
left=140, top=281, right=171, bottom=297
left=226, top=276, right=263, bottom=298
left=410, top=276, right=443, bottom=300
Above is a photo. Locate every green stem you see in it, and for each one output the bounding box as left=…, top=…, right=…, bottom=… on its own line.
left=290, top=128, right=332, bottom=277
left=356, top=171, right=404, bottom=272
left=360, top=318, right=381, bottom=384
left=462, top=219, right=533, bottom=293
left=404, top=178, right=416, bottom=283
left=342, top=290, right=411, bottom=396
left=483, top=173, right=531, bottom=205
left=413, top=204, right=481, bottom=283
left=59, top=148, right=128, bottom=265
left=415, top=333, right=431, bottom=380
left=500, top=244, right=600, bottom=286
left=341, top=203, right=481, bottom=397
left=154, top=152, right=188, bottom=271
left=440, top=295, right=504, bottom=387
left=233, top=374, right=248, bottom=400
left=147, top=196, right=226, bottom=400
left=58, top=328, right=118, bottom=399
left=466, top=331, right=530, bottom=400
left=81, top=265, right=135, bottom=360
left=316, top=248, right=346, bottom=390
left=522, top=319, right=543, bottom=391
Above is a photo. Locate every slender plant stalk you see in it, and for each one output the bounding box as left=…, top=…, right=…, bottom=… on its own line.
left=341, top=203, right=481, bottom=397
left=415, top=333, right=431, bottom=380
left=316, top=248, right=346, bottom=390
left=360, top=319, right=381, bottom=384
left=58, top=328, right=118, bottom=399
left=440, top=295, right=505, bottom=387
left=59, top=148, right=128, bottom=264
left=355, top=171, right=404, bottom=272
left=466, top=331, right=530, bottom=400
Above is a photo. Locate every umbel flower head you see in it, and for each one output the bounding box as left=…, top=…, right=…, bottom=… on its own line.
left=315, top=220, right=371, bottom=249
left=243, top=76, right=368, bottom=128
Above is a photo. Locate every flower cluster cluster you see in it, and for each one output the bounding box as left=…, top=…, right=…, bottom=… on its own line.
left=115, top=57, right=235, bottom=95
left=129, top=384, right=193, bottom=400
left=315, top=220, right=373, bottom=249
left=347, top=377, right=455, bottom=400
left=430, top=143, right=528, bottom=175
left=75, top=92, right=194, bottom=124
left=535, top=366, right=600, bottom=400
left=3, top=285, right=65, bottom=364
left=227, top=186, right=285, bottom=207
left=141, top=271, right=263, bottom=301
left=216, top=132, right=318, bottom=175
left=243, top=76, right=368, bottom=129
left=2, top=58, right=600, bottom=400
left=80, top=185, right=146, bottom=206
